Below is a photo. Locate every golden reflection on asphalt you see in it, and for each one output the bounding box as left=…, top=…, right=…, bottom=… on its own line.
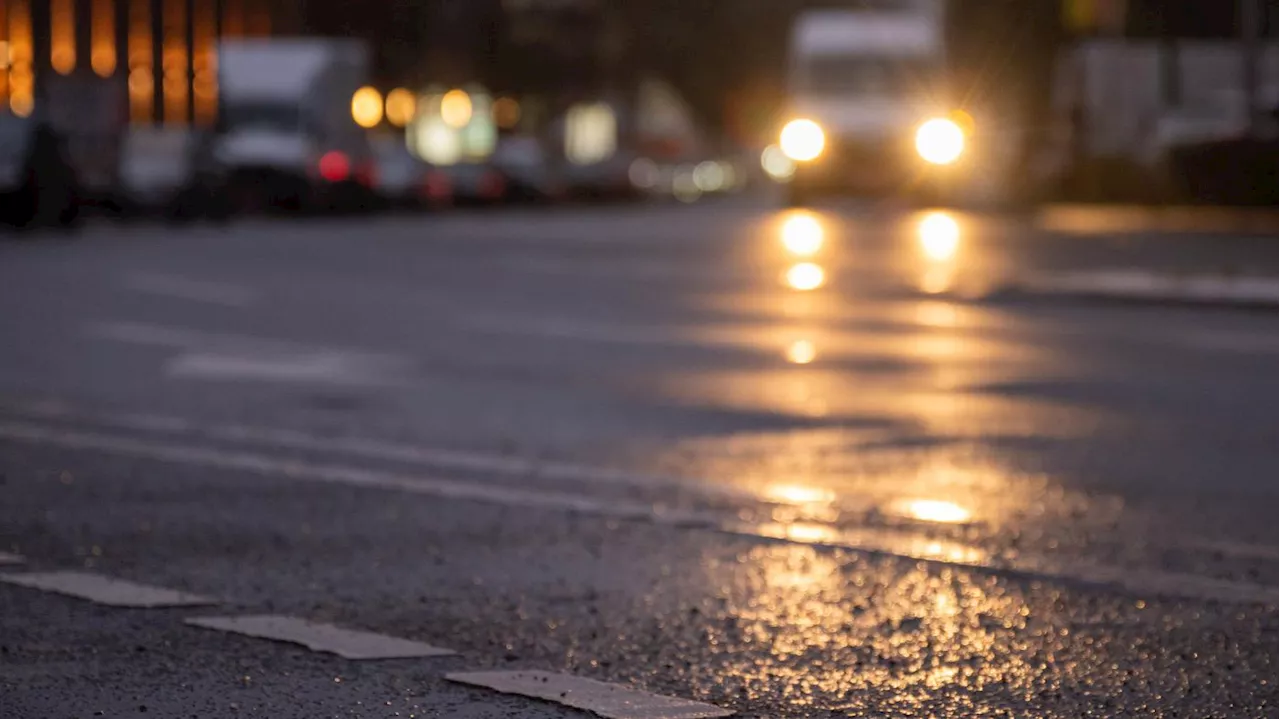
left=711, top=544, right=1042, bottom=710
left=888, top=498, right=973, bottom=525
left=784, top=262, right=826, bottom=291
left=784, top=338, right=817, bottom=364
left=780, top=211, right=825, bottom=256
left=914, top=210, right=962, bottom=294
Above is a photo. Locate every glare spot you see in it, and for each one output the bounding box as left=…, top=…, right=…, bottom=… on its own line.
left=785, top=262, right=826, bottom=291
left=760, top=144, right=795, bottom=181
left=762, top=483, right=834, bottom=505
left=781, top=213, right=824, bottom=256
left=756, top=522, right=839, bottom=543
left=384, top=88, right=417, bottom=127
left=351, top=86, right=383, bottom=128
left=440, top=89, right=473, bottom=128
left=692, top=160, right=725, bottom=192
left=891, top=498, right=973, bottom=524
left=628, top=158, right=659, bottom=189
left=918, top=211, right=960, bottom=261
left=785, top=339, right=817, bottom=365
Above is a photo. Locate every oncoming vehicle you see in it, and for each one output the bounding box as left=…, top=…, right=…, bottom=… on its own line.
left=778, top=0, right=975, bottom=205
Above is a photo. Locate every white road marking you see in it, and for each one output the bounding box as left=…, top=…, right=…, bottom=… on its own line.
left=121, top=273, right=257, bottom=308
left=0, top=571, right=216, bottom=607
left=165, top=351, right=400, bottom=386
left=86, top=321, right=411, bottom=386
left=0, top=402, right=759, bottom=502
left=185, top=615, right=454, bottom=659
left=88, top=321, right=398, bottom=362
left=0, top=421, right=700, bottom=524
left=0, top=552, right=25, bottom=565
left=446, top=670, right=733, bottom=719
left=0, top=418, right=1272, bottom=605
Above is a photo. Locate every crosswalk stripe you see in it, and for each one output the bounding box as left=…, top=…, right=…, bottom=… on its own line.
left=0, top=571, right=217, bottom=607
left=0, top=552, right=25, bottom=565
left=446, top=670, right=733, bottom=719
left=186, top=615, right=455, bottom=659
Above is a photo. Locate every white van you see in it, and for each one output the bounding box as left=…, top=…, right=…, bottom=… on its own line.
left=778, top=0, right=974, bottom=204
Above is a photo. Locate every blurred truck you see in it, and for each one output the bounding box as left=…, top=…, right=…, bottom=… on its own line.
left=777, top=0, right=1016, bottom=206
left=211, top=38, right=376, bottom=214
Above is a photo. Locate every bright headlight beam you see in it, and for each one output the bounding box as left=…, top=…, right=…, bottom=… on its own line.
left=780, top=119, right=825, bottom=162
left=915, top=118, right=964, bottom=165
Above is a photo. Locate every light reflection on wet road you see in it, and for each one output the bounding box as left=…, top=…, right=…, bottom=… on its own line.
left=0, top=201, right=1275, bottom=716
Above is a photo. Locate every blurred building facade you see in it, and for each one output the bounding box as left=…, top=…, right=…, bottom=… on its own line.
left=1, top=0, right=297, bottom=124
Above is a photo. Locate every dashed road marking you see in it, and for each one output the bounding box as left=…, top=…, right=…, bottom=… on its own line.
left=121, top=273, right=257, bottom=308
left=0, top=552, right=25, bottom=565
left=186, top=615, right=455, bottom=659
left=0, top=571, right=217, bottom=607
left=446, top=670, right=733, bottom=719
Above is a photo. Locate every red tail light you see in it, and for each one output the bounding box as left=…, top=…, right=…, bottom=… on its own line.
left=354, top=161, right=377, bottom=188
left=479, top=170, right=506, bottom=199
left=422, top=171, right=452, bottom=201
left=318, top=151, right=350, bottom=182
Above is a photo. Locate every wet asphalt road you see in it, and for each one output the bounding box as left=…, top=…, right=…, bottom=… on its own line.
left=0, top=200, right=1276, bottom=718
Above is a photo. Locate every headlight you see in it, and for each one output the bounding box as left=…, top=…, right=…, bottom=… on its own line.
left=915, top=118, right=965, bottom=165
left=780, top=119, right=825, bottom=162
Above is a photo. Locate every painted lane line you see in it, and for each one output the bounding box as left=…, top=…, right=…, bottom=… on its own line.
left=0, top=552, right=25, bottom=565
left=446, top=670, right=733, bottom=719
left=0, top=420, right=1273, bottom=606
left=165, top=351, right=403, bottom=387
left=0, top=571, right=217, bottom=607
left=0, top=402, right=759, bottom=503
left=88, top=321, right=404, bottom=366
left=0, top=421, right=706, bottom=525
left=121, top=273, right=257, bottom=308
left=186, top=615, right=454, bottom=659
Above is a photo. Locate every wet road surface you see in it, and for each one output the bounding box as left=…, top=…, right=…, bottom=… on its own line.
left=0, top=201, right=1276, bottom=717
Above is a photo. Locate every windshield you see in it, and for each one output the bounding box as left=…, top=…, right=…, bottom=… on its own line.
left=218, top=102, right=305, bottom=133
left=798, top=55, right=940, bottom=96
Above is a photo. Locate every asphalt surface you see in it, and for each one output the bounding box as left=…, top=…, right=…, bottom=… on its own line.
left=0, top=200, right=1276, bottom=718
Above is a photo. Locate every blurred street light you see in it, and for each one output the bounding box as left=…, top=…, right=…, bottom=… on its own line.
left=352, top=86, right=384, bottom=128
left=441, top=89, right=473, bottom=128
left=385, top=88, right=416, bottom=127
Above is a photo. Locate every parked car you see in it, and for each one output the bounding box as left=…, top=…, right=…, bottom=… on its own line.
left=116, top=127, right=226, bottom=221
left=440, top=162, right=510, bottom=206
left=490, top=136, right=566, bottom=204
left=370, top=135, right=451, bottom=211
left=0, top=112, right=80, bottom=231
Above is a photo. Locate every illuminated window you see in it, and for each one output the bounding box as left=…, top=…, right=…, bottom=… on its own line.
left=128, top=0, right=153, bottom=124
left=91, top=0, right=117, bottom=77
left=163, top=0, right=188, bottom=125
left=7, top=0, right=34, bottom=117
left=51, top=0, right=76, bottom=75
left=192, top=0, right=217, bottom=125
